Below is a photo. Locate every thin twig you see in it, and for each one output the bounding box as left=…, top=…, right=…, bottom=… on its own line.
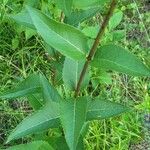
left=75, top=0, right=117, bottom=97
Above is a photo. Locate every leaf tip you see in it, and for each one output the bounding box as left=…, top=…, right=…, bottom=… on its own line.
left=6, top=133, right=15, bottom=144
left=5, top=138, right=11, bottom=144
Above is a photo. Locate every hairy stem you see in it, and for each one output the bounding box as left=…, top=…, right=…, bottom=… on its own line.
left=75, top=0, right=117, bottom=97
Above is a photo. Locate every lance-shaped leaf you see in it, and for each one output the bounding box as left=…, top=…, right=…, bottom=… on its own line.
left=60, top=97, right=87, bottom=150
left=55, top=0, right=73, bottom=16
left=7, top=102, right=60, bottom=143
left=0, top=74, right=41, bottom=99
left=64, top=7, right=100, bottom=26
left=63, top=57, right=89, bottom=90
left=87, top=98, right=130, bottom=121
left=6, top=141, right=54, bottom=150
left=91, top=44, right=150, bottom=76
left=0, top=74, right=61, bottom=108
left=9, top=10, right=35, bottom=30
left=25, top=6, right=88, bottom=60
left=73, top=0, right=109, bottom=9
left=0, top=73, right=43, bottom=110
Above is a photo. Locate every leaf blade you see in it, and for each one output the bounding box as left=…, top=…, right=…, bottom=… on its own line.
left=87, top=98, right=130, bottom=121
left=64, top=7, right=100, bottom=26
left=60, top=97, right=87, bottom=150
left=0, top=74, right=61, bottom=108
left=9, top=10, right=35, bottom=30
left=7, top=102, right=60, bottom=143
left=26, top=6, right=88, bottom=60
left=109, top=11, right=123, bottom=31
left=0, top=74, right=41, bottom=99
left=39, top=74, right=62, bottom=103
left=73, top=0, right=109, bottom=9
left=55, top=0, right=73, bottom=16
left=91, top=44, right=150, bottom=76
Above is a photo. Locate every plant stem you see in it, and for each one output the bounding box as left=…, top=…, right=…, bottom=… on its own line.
left=75, top=0, right=117, bottom=97
left=60, top=11, right=65, bottom=22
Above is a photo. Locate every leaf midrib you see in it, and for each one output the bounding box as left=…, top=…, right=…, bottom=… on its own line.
left=88, top=108, right=105, bottom=112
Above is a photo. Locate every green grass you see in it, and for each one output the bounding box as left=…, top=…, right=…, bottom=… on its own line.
left=0, top=0, right=150, bottom=149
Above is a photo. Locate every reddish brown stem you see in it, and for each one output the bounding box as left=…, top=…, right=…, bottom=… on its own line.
left=75, top=0, right=117, bottom=97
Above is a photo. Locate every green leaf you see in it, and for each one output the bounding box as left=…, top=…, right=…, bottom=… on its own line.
left=98, top=71, right=112, bottom=84
left=10, top=7, right=88, bottom=60
left=82, top=25, right=99, bottom=39
left=0, top=74, right=41, bottom=99
left=87, top=98, right=130, bottom=121
left=76, top=137, right=84, bottom=150
left=24, top=0, right=40, bottom=7
left=73, top=0, right=109, bottom=9
left=7, top=102, right=60, bottom=143
left=109, top=11, right=123, bottom=31
left=0, top=73, right=61, bottom=101
left=55, top=0, right=73, bottom=16
left=25, top=28, right=36, bottom=40
left=50, top=59, right=64, bottom=86
left=60, top=97, right=87, bottom=150
left=48, top=136, right=69, bottom=150
left=6, top=141, right=54, bottom=150
left=64, top=7, right=100, bottom=26
left=63, top=57, right=89, bottom=90
left=76, top=122, right=89, bottom=150
left=47, top=124, right=88, bottom=150
left=112, top=30, right=126, bottom=41
left=12, top=36, right=19, bottom=50
left=0, top=74, right=61, bottom=109
left=48, top=135, right=85, bottom=150
left=27, top=94, right=43, bottom=110
left=92, top=69, right=112, bottom=86
left=40, top=75, right=62, bottom=102
left=80, top=122, right=89, bottom=138
left=9, top=10, right=35, bottom=30
left=91, top=44, right=150, bottom=76
left=0, top=74, right=43, bottom=110
left=26, top=6, right=88, bottom=60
